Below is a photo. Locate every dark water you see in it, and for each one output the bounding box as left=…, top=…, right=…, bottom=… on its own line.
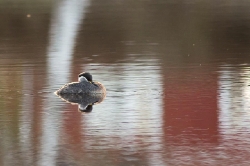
left=1, top=0, right=250, bottom=165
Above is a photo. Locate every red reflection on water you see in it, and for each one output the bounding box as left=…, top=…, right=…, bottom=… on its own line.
left=163, top=67, right=218, bottom=144
left=62, top=105, right=83, bottom=144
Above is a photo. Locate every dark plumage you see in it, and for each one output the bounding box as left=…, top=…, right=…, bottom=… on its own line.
left=78, top=72, right=92, bottom=82
left=55, top=72, right=106, bottom=95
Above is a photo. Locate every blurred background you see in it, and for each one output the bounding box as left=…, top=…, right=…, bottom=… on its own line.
left=1, top=0, right=250, bottom=165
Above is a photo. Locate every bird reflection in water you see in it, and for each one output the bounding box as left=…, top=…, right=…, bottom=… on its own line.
left=54, top=72, right=106, bottom=112
left=55, top=93, right=105, bottom=113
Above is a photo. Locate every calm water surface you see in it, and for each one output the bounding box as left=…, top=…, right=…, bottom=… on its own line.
left=1, top=0, right=250, bottom=166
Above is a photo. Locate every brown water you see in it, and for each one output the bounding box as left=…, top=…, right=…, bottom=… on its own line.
left=1, top=0, right=250, bottom=165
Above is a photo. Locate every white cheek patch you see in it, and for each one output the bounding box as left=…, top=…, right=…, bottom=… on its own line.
left=79, top=104, right=87, bottom=111
left=78, top=76, right=88, bottom=82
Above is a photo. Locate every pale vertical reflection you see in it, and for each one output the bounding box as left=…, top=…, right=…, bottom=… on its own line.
left=41, top=0, right=88, bottom=165
left=20, top=68, right=33, bottom=165
left=218, top=65, right=250, bottom=137
left=47, top=0, right=88, bottom=86
left=82, top=59, right=164, bottom=165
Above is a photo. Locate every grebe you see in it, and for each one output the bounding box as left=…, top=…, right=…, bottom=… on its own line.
left=55, top=72, right=106, bottom=95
